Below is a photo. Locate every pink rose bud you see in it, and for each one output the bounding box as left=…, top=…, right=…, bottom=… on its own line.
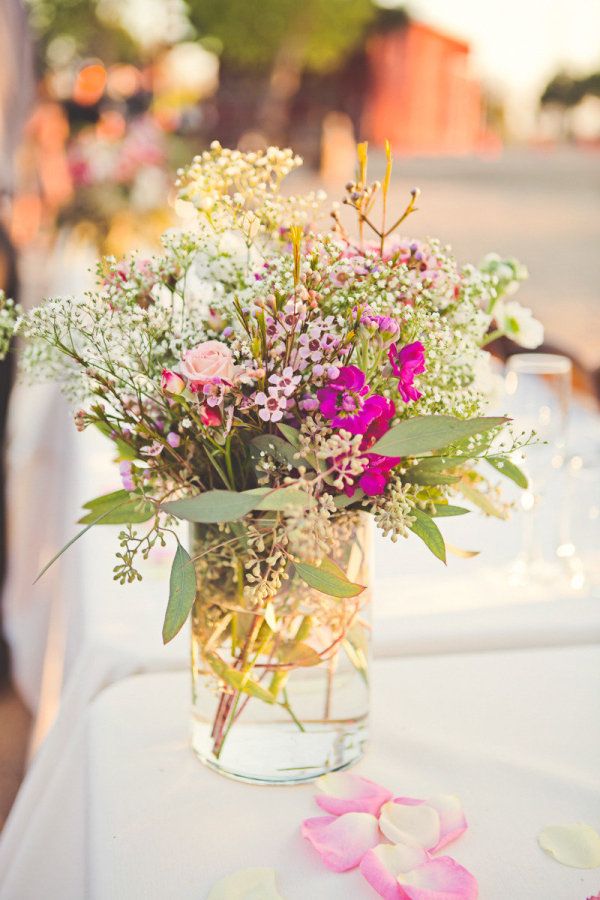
left=161, top=369, right=185, bottom=395
left=200, top=404, right=222, bottom=427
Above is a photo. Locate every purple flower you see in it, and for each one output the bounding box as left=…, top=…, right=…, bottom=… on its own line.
left=388, top=341, right=426, bottom=403
left=360, top=311, right=400, bottom=345
left=166, top=432, right=181, bottom=448
left=255, top=388, right=289, bottom=422
left=317, top=366, right=389, bottom=435
left=358, top=454, right=399, bottom=496
left=119, top=461, right=135, bottom=492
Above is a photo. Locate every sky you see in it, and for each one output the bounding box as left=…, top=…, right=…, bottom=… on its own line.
left=383, top=0, right=600, bottom=133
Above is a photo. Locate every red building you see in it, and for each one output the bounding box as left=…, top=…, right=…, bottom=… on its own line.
left=363, top=20, right=487, bottom=155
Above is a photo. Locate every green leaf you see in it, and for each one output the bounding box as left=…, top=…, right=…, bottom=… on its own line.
left=35, top=499, right=136, bottom=583
left=162, top=486, right=314, bottom=523
left=460, top=482, right=508, bottom=519
left=250, top=434, right=311, bottom=470
left=78, top=491, right=155, bottom=525
left=162, top=488, right=267, bottom=522
left=94, top=421, right=137, bottom=460
left=278, top=641, right=322, bottom=667
left=162, top=543, right=197, bottom=644
left=333, top=489, right=365, bottom=508
left=256, top=486, right=316, bottom=512
left=293, top=557, right=365, bottom=598
left=403, top=471, right=461, bottom=486
left=409, top=507, right=446, bottom=563
left=371, top=415, right=508, bottom=458
left=485, top=456, right=528, bottom=489
left=431, top=503, right=470, bottom=517
left=206, top=654, right=276, bottom=704
left=276, top=422, right=301, bottom=448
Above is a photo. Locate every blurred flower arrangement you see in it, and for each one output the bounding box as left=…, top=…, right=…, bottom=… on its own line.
left=1, top=141, right=543, bottom=781
left=60, top=114, right=174, bottom=254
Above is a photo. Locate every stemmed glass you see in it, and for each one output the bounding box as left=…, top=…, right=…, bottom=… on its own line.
left=504, top=353, right=572, bottom=586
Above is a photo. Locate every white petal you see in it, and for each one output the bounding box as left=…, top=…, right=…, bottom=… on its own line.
left=380, top=800, right=441, bottom=850
left=538, top=824, right=600, bottom=869
left=207, top=867, right=284, bottom=900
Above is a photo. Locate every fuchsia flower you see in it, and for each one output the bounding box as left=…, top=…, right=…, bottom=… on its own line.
left=161, top=369, right=185, bottom=395
left=388, top=342, right=426, bottom=403
left=302, top=773, right=477, bottom=899
left=317, top=366, right=388, bottom=436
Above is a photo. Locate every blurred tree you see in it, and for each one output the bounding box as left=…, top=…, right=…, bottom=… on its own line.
left=187, top=0, right=375, bottom=142
left=541, top=71, right=600, bottom=107
left=25, top=0, right=140, bottom=64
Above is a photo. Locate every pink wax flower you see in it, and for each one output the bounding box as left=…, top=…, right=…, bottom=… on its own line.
left=166, top=432, right=180, bottom=448
left=317, top=366, right=389, bottom=436
left=255, top=387, right=289, bottom=422
left=388, top=341, right=426, bottom=403
left=119, top=461, right=135, bottom=491
left=161, top=369, right=185, bottom=395
left=180, top=341, right=238, bottom=389
left=200, top=404, right=222, bottom=427
left=202, top=379, right=228, bottom=407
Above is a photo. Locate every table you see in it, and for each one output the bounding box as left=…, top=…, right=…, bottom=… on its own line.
left=1, top=644, right=598, bottom=899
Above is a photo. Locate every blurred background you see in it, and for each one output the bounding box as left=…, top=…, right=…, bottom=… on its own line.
left=0, top=0, right=599, bottom=828
left=1, top=0, right=598, bottom=371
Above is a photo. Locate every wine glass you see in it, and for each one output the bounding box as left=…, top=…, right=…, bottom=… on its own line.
left=504, top=353, right=572, bottom=587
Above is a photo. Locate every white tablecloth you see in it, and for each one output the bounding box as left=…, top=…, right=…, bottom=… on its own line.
left=1, top=645, right=598, bottom=899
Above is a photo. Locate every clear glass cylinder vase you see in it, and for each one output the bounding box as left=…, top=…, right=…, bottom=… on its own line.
left=189, top=513, right=372, bottom=784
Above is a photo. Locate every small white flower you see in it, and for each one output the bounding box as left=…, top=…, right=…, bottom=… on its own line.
left=494, top=300, right=544, bottom=349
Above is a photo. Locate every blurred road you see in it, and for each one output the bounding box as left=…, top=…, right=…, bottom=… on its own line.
left=308, top=147, right=600, bottom=368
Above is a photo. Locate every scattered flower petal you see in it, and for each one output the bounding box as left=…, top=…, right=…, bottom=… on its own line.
left=207, top=866, right=284, bottom=899
left=394, top=856, right=478, bottom=900
left=315, top=773, right=393, bottom=816
left=379, top=800, right=441, bottom=850
left=360, top=843, right=429, bottom=899
left=301, top=812, right=381, bottom=872
left=538, top=824, right=600, bottom=869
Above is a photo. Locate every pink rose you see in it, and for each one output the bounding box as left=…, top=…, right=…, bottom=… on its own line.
left=161, top=369, right=185, bottom=395
left=180, top=341, right=237, bottom=387
left=200, top=404, right=222, bottom=427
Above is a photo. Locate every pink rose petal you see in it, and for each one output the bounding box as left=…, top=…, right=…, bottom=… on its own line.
left=395, top=856, right=478, bottom=900
left=380, top=800, right=441, bottom=850
left=426, top=796, right=468, bottom=852
left=301, top=812, right=381, bottom=872
left=385, top=795, right=467, bottom=852
left=360, top=843, right=429, bottom=899
left=315, top=773, right=393, bottom=816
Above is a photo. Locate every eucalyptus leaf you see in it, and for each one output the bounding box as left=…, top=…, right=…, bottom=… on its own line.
left=276, top=422, right=301, bottom=448
left=403, top=471, right=461, bottom=486
left=78, top=491, right=155, bottom=525
left=35, top=498, right=136, bottom=583
left=460, top=482, right=508, bottom=519
left=162, top=543, right=197, bottom=644
left=408, top=507, right=446, bottom=563
left=293, top=557, right=365, bottom=598
left=333, top=490, right=365, bottom=508
left=206, top=654, right=276, bottom=704
left=94, top=421, right=138, bottom=460
left=486, top=456, right=528, bottom=489
left=162, top=486, right=314, bottom=523
left=371, top=414, right=507, bottom=458
left=250, top=434, right=311, bottom=470
left=278, top=641, right=322, bottom=667
left=431, top=503, right=470, bottom=517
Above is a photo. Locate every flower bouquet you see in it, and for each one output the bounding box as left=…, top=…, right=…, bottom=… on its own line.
left=7, top=141, right=542, bottom=783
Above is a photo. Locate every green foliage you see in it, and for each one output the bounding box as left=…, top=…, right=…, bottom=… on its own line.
left=371, top=415, right=507, bottom=459
left=78, top=490, right=155, bottom=525
left=293, top=556, right=365, bottom=598
left=485, top=456, right=528, bottom=489
left=162, top=486, right=314, bottom=523
left=187, top=0, right=375, bottom=72
left=408, top=507, right=446, bottom=563
left=162, top=542, right=197, bottom=644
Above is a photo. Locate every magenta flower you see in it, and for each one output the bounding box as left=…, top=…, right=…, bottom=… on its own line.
left=388, top=341, right=426, bottom=403
left=317, top=366, right=388, bottom=435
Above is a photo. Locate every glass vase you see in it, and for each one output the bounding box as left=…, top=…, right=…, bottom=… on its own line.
left=189, top=513, right=372, bottom=784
